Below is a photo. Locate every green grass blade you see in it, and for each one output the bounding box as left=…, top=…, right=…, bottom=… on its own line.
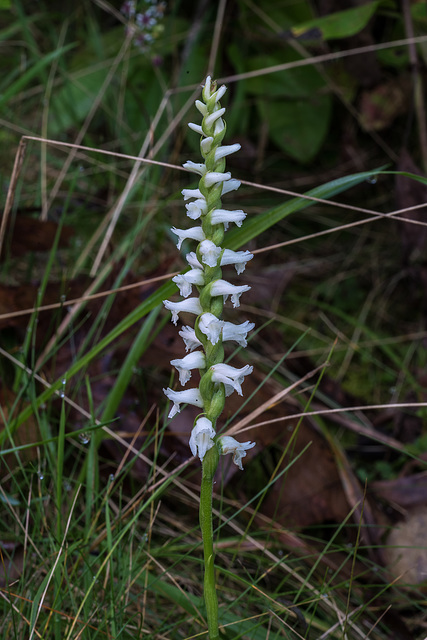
left=224, top=168, right=385, bottom=250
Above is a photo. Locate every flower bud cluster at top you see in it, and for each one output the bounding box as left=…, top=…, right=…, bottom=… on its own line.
left=163, top=76, right=255, bottom=470
left=121, top=0, right=166, bottom=54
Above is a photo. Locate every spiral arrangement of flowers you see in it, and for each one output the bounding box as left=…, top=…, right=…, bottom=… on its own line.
left=163, top=76, right=255, bottom=469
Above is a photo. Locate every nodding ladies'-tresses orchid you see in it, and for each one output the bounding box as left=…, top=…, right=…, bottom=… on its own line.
left=162, top=76, right=256, bottom=640
left=162, top=75, right=255, bottom=465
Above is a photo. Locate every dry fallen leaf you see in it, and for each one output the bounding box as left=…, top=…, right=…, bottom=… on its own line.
left=385, top=506, right=427, bottom=586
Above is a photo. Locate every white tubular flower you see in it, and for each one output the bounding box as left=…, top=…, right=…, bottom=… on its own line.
left=220, top=249, right=253, bottom=274
left=199, top=239, right=222, bottom=267
left=198, top=312, right=224, bottom=345
left=214, top=144, right=241, bottom=162
left=163, top=387, right=203, bottom=418
left=183, top=161, right=207, bottom=176
left=211, top=84, right=227, bottom=103
left=204, top=171, right=231, bottom=188
left=189, top=417, right=216, bottom=461
left=185, top=198, right=207, bottom=220
left=210, top=209, right=246, bottom=229
left=188, top=122, right=205, bottom=136
left=219, top=436, right=256, bottom=470
left=222, top=179, right=241, bottom=195
left=210, top=363, right=253, bottom=396
left=179, top=325, right=202, bottom=352
left=172, top=226, right=206, bottom=250
left=202, top=75, right=212, bottom=99
left=201, top=137, right=213, bottom=154
left=214, top=118, right=225, bottom=135
left=170, top=351, right=206, bottom=385
left=195, top=100, right=208, bottom=116
left=205, top=107, right=226, bottom=129
left=182, top=187, right=203, bottom=201
left=186, top=252, right=203, bottom=270
left=163, top=297, right=202, bottom=325
left=210, top=279, right=251, bottom=308
left=222, top=320, right=255, bottom=347
left=172, top=269, right=205, bottom=298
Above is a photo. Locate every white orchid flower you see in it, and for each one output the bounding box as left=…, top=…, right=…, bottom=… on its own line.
left=163, top=297, right=202, bottom=325
left=209, top=279, right=251, bottom=307
left=220, top=249, right=253, bottom=274
left=199, top=239, right=222, bottom=267
left=210, top=363, right=253, bottom=396
left=213, top=144, right=241, bottom=162
left=172, top=269, right=205, bottom=298
left=178, top=325, right=203, bottom=352
left=186, top=252, right=203, bottom=270
left=182, top=187, right=203, bottom=201
left=183, top=161, right=207, bottom=176
left=204, top=171, right=231, bottom=188
left=171, top=226, right=206, bottom=250
left=210, top=209, right=246, bottom=229
left=185, top=198, right=207, bottom=220
left=170, top=351, right=206, bottom=385
left=189, top=417, right=216, bottom=461
left=218, top=435, right=256, bottom=470
left=198, top=313, right=224, bottom=345
left=222, top=320, right=255, bottom=347
left=163, top=387, right=203, bottom=418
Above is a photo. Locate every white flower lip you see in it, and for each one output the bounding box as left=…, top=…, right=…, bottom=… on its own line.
left=179, top=325, right=202, bottom=352
left=163, top=387, right=203, bottom=418
left=210, top=363, right=253, bottom=396
left=171, top=226, right=206, bottom=250
left=209, top=279, right=251, bottom=308
left=172, top=269, right=204, bottom=298
left=185, top=198, right=207, bottom=220
left=163, top=297, right=202, bottom=325
left=219, top=435, right=255, bottom=470
left=189, top=417, right=216, bottom=461
left=204, top=171, right=231, bottom=188
left=199, top=239, right=222, bottom=268
left=170, top=351, right=206, bottom=385
left=198, top=312, right=224, bottom=345
left=210, top=209, right=246, bottom=229
left=222, top=320, right=255, bottom=347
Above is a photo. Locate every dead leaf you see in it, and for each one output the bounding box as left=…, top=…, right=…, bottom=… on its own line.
left=359, top=75, right=411, bottom=131
left=385, top=507, right=427, bottom=585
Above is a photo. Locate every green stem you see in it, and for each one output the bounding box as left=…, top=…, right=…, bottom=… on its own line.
left=200, top=444, right=220, bottom=640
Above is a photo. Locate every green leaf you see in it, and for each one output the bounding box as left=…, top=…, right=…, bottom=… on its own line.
left=224, top=168, right=385, bottom=250
left=246, top=54, right=326, bottom=99
left=290, top=1, right=381, bottom=41
left=257, top=92, right=332, bottom=163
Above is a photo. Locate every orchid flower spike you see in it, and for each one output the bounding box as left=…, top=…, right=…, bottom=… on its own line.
left=163, top=75, right=255, bottom=467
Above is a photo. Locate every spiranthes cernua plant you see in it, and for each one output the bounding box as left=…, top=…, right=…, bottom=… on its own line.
left=163, top=75, right=255, bottom=640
